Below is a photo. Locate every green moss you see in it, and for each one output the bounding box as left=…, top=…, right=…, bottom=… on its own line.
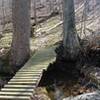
left=0, top=33, right=12, bottom=48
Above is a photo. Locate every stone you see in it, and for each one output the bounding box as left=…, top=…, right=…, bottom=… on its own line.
left=63, top=91, right=100, bottom=100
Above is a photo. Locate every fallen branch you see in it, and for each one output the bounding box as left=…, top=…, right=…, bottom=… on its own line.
left=35, top=21, right=63, bottom=37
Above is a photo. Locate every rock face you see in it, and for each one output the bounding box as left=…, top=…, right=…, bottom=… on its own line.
left=63, top=91, right=100, bottom=100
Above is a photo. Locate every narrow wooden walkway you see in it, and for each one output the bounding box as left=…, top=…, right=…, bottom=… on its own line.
left=0, top=46, right=56, bottom=100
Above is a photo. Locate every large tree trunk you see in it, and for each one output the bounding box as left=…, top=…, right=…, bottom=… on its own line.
left=10, top=0, right=31, bottom=68
left=33, top=0, right=37, bottom=26
left=63, top=0, right=80, bottom=60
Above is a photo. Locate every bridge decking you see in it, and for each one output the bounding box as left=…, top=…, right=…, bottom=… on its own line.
left=0, top=46, right=56, bottom=100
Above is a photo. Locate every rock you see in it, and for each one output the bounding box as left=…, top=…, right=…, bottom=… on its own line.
left=34, top=87, right=51, bottom=100
left=34, top=94, right=51, bottom=100
left=54, top=85, right=65, bottom=100
left=63, top=91, right=100, bottom=100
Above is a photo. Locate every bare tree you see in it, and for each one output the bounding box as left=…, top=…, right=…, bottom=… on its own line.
left=63, top=0, right=80, bottom=60
left=10, top=0, right=31, bottom=69
left=48, top=0, right=53, bottom=13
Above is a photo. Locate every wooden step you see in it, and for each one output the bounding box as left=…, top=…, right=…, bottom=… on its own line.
left=13, top=77, right=40, bottom=79
left=1, top=88, right=34, bottom=92
left=13, top=76, right=40, bottom=79
left=10, top=78, right=38, bottom=82
left=21, top=67, right=47, bottom=70
left=0, top=91, right=33, bottom=96
left=17, top=72, right=42, bottom=74
left=8, top=81, right=37, bottom=85
left=22, top=63, right=48, bottom=67
left=18, top=70, right=43, bottom=72
left=15, top=74, right=41, bottom=77
left=0, top=95, right=31, bottom=100
left=0, top=46, right=56, bottom=99
left=23, top=62, right=49, bottom=67
left=16, top=73, right=41, bottom=75
left=4, top=84, right=35, bottom=88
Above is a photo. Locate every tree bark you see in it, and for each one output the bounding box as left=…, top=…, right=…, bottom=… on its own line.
left=33, top=0, right=37, bottom=26
left=63, top=0, right=80, bottom=60
left=10, top=0, right=31, bottom=68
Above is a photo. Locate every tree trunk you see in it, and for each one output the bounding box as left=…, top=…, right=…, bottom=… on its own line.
left=1, top=0, right=5, bottom=34
left=33, top=0, right=37, bottom=26
left=48, top=0, right=53, bottom=13
left=10, top=0, right=31, bottom=68
left=63, top=0, right=80, bottom=60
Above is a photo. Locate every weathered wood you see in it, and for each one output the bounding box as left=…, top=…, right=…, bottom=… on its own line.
left=8, top=81, right=37, bottom=85
left=0, top=46, right=56, bottom=99
left=10, top=78, right=38, bottom=82
left=13, top=76, right=39, bottom=79
left=17, top=72, right=42, bottom=74
left=18, top=70, right=43, bottom=72
left=0, top=95, right=31, bottom=100
left=4, top=84, right=35, bottom=88
left=21, top=67, right=47, bottom=70
left=1, top=88, right=34, bottom=92
left=15, top=73, right=41, bottom=76
left=0, top=91, right=33, bottom=96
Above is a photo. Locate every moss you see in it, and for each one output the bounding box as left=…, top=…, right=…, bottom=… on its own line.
left=0, top=33, right=12, bottom=48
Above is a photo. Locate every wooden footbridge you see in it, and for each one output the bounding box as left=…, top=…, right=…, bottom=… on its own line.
left=0, top=46, right=56, bottom=100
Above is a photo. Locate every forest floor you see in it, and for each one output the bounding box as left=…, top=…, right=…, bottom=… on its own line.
left=0, top=15, right=62, bottom=89
left=31, top=18, right=100, bottom=99
left=0, top=15, right=100, bottom=100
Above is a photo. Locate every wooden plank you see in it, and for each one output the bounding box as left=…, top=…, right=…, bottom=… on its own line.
left=8, top=81, right=37, bottom=85
left=21, top=64, right=44, bottom=67
left=21, top=66, right=47, bottom=70
left=1, top=88, right=34, bottom=92
left=0, top=91, right=33, bottom=96
left=10, top=78, right=38, bottom=82
left=0, top=95, right=31, bottom=100
left=15, top=74, right=41, bottom=77
left=0, top=46, right=56, bottom=99
left=15, top=73, right=41, bottom=75
left=21, top=63, right=48, bottom=67
left=22, top=62, right=48, bottom=68
left=20, top=68, right=46, bottom=72
left=4, top=84, right=35, bottom=88
left=19, top=69, right=44, bottom=72
left=19, top=68, right=46, bottom=71
left=17, top=72, right=42, bottom=74
left=18, top=70, right=43, bottom=72
left=13, top=76, right=40, bottom=79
